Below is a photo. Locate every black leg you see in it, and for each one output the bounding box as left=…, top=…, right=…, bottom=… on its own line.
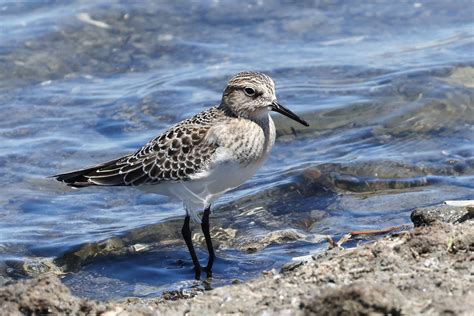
left=181, top=215, right=201, bottom=279
left=201, top=206, right=215, bottom=277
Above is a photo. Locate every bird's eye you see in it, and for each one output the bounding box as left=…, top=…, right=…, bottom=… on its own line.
left=244, top=87, right=256, bottom=96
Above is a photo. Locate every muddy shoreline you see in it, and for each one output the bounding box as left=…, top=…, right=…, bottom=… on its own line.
left=1, top=203, right=472, bottom=315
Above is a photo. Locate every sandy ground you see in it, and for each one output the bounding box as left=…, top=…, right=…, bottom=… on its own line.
left=1, top=203, right=472, bottom=315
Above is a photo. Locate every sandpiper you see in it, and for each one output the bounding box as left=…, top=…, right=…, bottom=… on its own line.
left=52, top=72, right=309, bottom=278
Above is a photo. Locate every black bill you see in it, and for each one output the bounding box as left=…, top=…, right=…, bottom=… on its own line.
left=271, top=101, right=309, bottom=127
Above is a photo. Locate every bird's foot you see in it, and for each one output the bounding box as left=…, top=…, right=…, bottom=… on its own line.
left=201, top=265, right=213, bottom=278
left=193, top=265, right=213, bottom=280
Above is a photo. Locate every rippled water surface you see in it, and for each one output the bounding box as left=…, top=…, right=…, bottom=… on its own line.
left=1, top=0, right=473, bottom=300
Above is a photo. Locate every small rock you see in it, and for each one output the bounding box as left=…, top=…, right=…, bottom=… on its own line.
left=281, top=261, right=304, bottom=273
left=411, top=204, right=473, bottom=227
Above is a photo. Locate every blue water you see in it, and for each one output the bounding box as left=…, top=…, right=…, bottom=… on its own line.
left=0, top=0, right=473, bottom=300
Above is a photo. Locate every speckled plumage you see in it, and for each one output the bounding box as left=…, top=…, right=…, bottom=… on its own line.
left=57, top=108, right=224, bottom=187
left=53, top=71, right=308, bottom=278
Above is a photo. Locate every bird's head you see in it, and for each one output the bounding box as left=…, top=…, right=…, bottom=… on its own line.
left=220, top=72, right=309, bottom=126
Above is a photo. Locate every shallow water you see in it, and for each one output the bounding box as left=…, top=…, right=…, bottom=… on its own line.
left=0, top=0, right=473, bottom=300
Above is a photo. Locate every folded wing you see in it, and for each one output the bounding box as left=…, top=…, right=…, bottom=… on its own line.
left=52, top=124, right=218, bottom=188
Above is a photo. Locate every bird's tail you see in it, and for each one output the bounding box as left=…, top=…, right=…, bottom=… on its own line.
left=50, top=158, right=128, bottom=188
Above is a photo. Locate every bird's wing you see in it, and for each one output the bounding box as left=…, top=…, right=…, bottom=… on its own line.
left=53, top=123, right=219, bottom=187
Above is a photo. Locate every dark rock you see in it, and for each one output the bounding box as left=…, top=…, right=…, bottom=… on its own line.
left=280, top=261, right=304, bottom=273
left=411, top=203, right=473, bottom=227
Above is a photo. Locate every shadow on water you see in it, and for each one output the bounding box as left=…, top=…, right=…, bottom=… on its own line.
left=0, top=0, right=473, bottom=300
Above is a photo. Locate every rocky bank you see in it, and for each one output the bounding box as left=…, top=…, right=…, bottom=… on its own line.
left=1, top=203, right=472, bottom=315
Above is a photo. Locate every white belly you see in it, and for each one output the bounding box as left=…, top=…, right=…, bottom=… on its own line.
left=139, top=149, right=267, bottom=222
